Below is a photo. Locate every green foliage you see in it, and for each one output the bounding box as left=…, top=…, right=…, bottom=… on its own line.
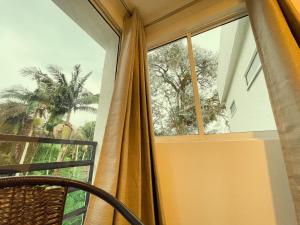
left=0, top=64, right=99, bottom=225
left=63, top=215, right=83, bottom=225
left=0, top=142, right=21, bottom=165
left=23, top=64, right=99, bottom=120
left=64, top=191, right=86, bottom=214
left=73, top=121, right=96, bottom=141
left=44, top=115, right=64, bottom=135
left=26, top=143, right=90, bottom=224
left=28, top=143, right=60, bottom=163
left=0, top=101, right=27, bottom=135
left=0, top=64, right=99, bottom=165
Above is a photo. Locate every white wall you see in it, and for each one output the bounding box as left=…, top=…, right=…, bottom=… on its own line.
left=217, top=18, right=247, bottom=101
left=225, top=25, right=277, bottom=132
left=217, top=18, right=277, bottom=132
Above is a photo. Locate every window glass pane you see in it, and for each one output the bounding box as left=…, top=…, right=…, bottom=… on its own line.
left=192, top=16, right=277, bottom=134
left=0, top=0, right=119, bottom=143
left=148, top=39, right=199, bottom=136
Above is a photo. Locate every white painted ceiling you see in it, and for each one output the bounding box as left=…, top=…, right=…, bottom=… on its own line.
left=122, top=0, right=197, bottom=26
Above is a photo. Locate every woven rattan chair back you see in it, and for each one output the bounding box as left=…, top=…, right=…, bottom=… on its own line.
left=0, top=176, right=144, bottom=225
left=0, top=185, right=67, bottom=225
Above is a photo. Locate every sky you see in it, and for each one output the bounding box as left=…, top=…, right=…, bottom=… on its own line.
left=192, top=26, right=221, bottom=53
left=0, top=0, right=106, bottom=128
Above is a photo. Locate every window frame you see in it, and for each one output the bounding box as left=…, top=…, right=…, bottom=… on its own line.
left=230, top=100, right=237, bottom=118
left=244, top=50, right=263, bottom=90
left=147, top=14, right=269, bottom=138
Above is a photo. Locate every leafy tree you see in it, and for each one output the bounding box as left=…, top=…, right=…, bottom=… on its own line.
left=148, top=41, right=229, bottom=135
left=21, top=64, right=99, bottom=162
left=149, top=41, right=198, bottom=135
left=0, top=101, right=28, bottom=135
left=22, top=64, right=99, bottom=125
left=71, top=121, right=96, bottom=163
left=0, top=65, right=98, bottom=225
left=193, top=48, right=229, bottom=133
left=0, top=86, right=49, bottom=135
left=0, top=64, right=99, bottom=164
left=73, top=121, right=96, bottom=141
left=0, top=86, right=50, bottom=163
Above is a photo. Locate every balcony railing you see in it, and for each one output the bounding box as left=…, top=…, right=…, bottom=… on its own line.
left=0, top=134, right=97, bottom=225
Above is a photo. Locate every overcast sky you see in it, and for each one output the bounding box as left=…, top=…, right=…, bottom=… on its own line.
left=192, top=26, right=221, bottom=53
left=0, top=0, right=106, bottom=128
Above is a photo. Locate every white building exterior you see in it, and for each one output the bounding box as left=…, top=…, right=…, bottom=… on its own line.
left=216, top=17, right=277, bottom=132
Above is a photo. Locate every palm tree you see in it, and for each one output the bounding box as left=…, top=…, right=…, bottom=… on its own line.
left=0, top=101, right=29, bottom=163
left=0, top=64, right=99, bottom=164
left=0, top=86, right=49, bottom=163
left=22, top=64, right=99, bottom=163
left=23, top=64, right=99, bottom=126
left=0, top=101, right=28, bottom=135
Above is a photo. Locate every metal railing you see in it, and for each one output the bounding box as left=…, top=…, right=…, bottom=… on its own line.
left=0, top=134, right=97, bottom=224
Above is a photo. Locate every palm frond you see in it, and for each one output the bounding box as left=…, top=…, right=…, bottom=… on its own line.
left=76, top=93, right=99, bottom=105
left=47, top=65, right=68, bottom=86
left=75, top=105, right=98, bottom=114
left=32, top=89, right=50, bottom=104
left=78, top=71, right=92, bottom=89
left=0, top=86, right=34, bottom=102
left=71, top=64, right=81, bottom=89
left=72, top=71, right=92, bottom=103
left=0, top=101, right=28, bottom=123
left=21, top=67, right=54, bottom=87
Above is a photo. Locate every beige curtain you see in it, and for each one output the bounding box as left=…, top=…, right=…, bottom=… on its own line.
left=85, top=10, right=159, bottom=225
left=277, top=0, right=300, bottom=45
left=245, top=0, right=300, bottom=223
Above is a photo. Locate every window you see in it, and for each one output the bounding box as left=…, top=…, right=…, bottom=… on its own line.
left=245, top=51, right=262, bottom=89
left=0, top=0, right=119, bottom=142
left=148, top=38, right=199, bottom=136
left=230, top=101, right=237, bottom=118
left=0, top=1, right=119, bottom=224
left=148, top=16, right=277, bottom=136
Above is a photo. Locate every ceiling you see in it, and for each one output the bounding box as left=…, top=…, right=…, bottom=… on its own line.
left=122, top=0, right=198, bottom=26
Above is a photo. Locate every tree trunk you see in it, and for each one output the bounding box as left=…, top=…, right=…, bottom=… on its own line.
left=19, top=110, right=38, bottom=165
left=54, top=110, right=72, bottom=175
left=46, top=144, right=53, bottom=176
left=72, top=145, right=80, bottom=175
left=66, top=111, right=71, bottom=124
left=56, top=111, right=72, bottom=162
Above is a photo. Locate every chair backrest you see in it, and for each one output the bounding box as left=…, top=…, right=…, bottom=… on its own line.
left=0, top=176, right=144, bottom=225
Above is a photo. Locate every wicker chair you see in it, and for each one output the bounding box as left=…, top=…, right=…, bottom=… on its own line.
left=0, top=176, right=144, bottom=225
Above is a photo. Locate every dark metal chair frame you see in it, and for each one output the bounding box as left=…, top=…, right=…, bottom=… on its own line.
left=0, top=176, right=144, bottom=225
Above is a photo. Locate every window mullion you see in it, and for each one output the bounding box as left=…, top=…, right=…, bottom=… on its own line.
left=186, top=33, right=205, bottom=135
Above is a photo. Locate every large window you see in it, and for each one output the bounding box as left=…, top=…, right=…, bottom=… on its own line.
left=0, top=0, right=118, bottom=142
left=148, top=16, right=277, bottom=136
left=0, top=1, right=119, bottom=224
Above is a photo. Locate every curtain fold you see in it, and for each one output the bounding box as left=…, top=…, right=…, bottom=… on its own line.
left=277, top=0, right=300, bottom=46
left=85, top=10, right=159, bottom=225
left=245, top=0, right=300, bottom=223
